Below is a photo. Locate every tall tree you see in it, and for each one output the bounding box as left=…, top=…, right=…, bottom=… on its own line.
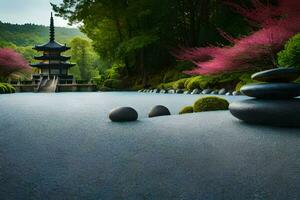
left=52, top=0, right=251, bottom=84
left=70, top=37, right=94, bottom=80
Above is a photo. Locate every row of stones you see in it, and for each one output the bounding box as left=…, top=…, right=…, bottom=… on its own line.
left=138, top=88, right=241, bottom=96
left=109, top=105, right=171, bottom=122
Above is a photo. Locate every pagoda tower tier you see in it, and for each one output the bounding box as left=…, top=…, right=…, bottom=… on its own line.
left=30, top=13, right=75, bottom=78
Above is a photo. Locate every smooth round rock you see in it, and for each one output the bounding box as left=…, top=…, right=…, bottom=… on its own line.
left=229, top=99, right=300, bottom=127
left=168, top=90, right=175, bottom=94
left=211, top=90, right=219, bottom=95
left=149, top=105, right=171, bottom=118
left=218, top=88, right=227, bottom=95
left=251, top=67, right=300, bottom=82
left=160, top=89, right=166, bottom=94
left=232, top=91, right=241, bottom=96
left=191, top=89, right=201, bottom=94
left=241, top=83, right=300, bottom=99
left=176, top=89, right=184, bottom=94
left=109, top=107, right=138, bottom=122
left=202, top=89, right=213, bottom=94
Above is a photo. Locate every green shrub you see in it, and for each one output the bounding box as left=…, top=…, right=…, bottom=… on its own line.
left=179, top=106, right=194, bottom=115
left=91, top=76, right=103, bottom=85
left=0, top=83, right=15, bottom=94
left=185, top=76, right=216, bottom=90
left=0, top=84, right=6, bottom=94
left=6, top=84, right=15, bottom=93
left=186, top=77, right=201, bottom=90
left=103, top=79, right=123, bottom=89
left=163, top=69, right=188, bottom=83
left=278, top=33, right=300, bottom=69
left=193, top=96, right=229, bottom=112
left=105, top=63, right=125, bottom=79
left=173, top=78, right=188, bottom=89
left=158, top=81, right=175, bottom=89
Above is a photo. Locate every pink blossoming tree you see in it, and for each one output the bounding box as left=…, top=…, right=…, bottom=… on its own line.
left=0, top=48, right=31, bottom=79
left=177, top=0, right=300, bottom=75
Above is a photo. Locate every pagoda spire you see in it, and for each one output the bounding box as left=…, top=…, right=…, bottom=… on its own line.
left=50, top=12, right=55, bottom=42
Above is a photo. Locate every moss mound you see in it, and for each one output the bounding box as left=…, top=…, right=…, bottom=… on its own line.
left=173, top=78, right=188, bottom=89
left=179, top=106, right=194, bottom=115
left=193, top=96, right=229, bottom=112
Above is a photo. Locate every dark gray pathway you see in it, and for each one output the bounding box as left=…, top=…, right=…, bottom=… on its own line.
left=0, top=93, right=299, bottom=200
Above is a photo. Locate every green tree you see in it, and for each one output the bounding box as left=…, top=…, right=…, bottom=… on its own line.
left=278, top=33, right=300, bottom=69
left=70, top=37, right=94, bottom=80
left=52, top=0, right=252, bottom=87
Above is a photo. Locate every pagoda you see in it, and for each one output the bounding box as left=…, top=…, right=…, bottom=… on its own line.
left=30, top=13, right=75, bottom=79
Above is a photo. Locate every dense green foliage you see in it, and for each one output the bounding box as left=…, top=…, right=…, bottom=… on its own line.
left=158, top=70, right=258, bottom=91
left=0, top=22, right=99, bottom=81
left=193, top=96, right=229, bottom=112
left=2, top=1, right=294, bottom=90
left=278, top=33, right=300, bottom=69
left=52, top=0, right=252, bottom=88
left=0, top=83, right=16, bottom=94
left=0, top=21, right=85, bottom=47
left=179, top=106, right=194, bottom=115
left=70, top=37, right=101, bottom=80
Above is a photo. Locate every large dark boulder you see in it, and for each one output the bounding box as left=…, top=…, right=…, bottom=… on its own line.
left=229, top=99, right=300, bottom=127
left=251, top=67, right=300, bottom=82
left=241, top=83, right=300, bottom=99
left=109, top=107, right=138, bottom=122
left=149, top=105, right=171, bottom=118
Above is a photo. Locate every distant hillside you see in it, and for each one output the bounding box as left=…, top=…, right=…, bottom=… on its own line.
left=0, top=21, right=87, bottom=47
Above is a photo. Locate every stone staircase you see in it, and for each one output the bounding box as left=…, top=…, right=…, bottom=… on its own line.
left=37, top=76, right=58, bottom=93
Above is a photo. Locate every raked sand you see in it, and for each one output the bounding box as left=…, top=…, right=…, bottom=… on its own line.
left=0, top=92, right=299, bottom=199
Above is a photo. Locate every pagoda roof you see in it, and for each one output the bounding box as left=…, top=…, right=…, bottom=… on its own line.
left=30, top=63, right=75, bottom=68
left=34, top=54, right=71, bottom=61
left=33, top=41, right=70, bottom=51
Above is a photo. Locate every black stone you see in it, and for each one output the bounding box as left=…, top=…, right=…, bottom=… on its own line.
left=109, top=107, right=138, bottom=122
left=229, top=99, right=300, bottom=127
left=202, top=89, right=213, bottom=94
left=241, top=83, right=300, bottom=99
left=232, top=91, right=241, bottom=96
left=218, top=88, right=227, bottom=95
left=149, top=105, right=171, bottom=118
left=176, top=89, right=184, bottom=94
left=251, top=67, right=300, bottom=82
left=191, top=89, right=201, bottom=94
left=212, top=90, right=219, bottom=95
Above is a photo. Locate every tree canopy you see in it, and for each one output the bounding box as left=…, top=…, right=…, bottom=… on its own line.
left=52, top=0, right=251, bottom=85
